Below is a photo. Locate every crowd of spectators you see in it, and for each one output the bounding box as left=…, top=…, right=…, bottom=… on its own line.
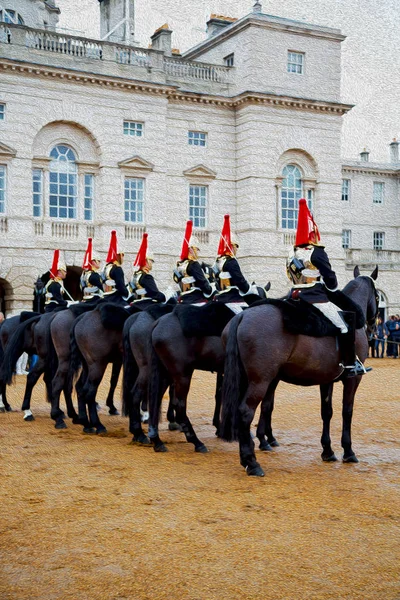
left=369, top=314, right=400, bottom=358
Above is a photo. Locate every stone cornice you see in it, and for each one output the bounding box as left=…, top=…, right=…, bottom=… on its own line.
left=0, top=58, right=352, bottom=115
left=184, top=13, right=345, bottom=60
left=342, top=163, right=400, bottom=176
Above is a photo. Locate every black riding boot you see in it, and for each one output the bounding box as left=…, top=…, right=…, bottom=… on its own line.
left=339, top=312, right=372, bottom=378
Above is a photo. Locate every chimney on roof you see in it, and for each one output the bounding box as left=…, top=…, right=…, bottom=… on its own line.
left=206, top=14, right=237, bottom=37
left=151, top=24, right=172, bottom=56
left=253, top=1, right=262, bottom=13
left=360, top=148, right=370, bottom=162
left=389, top=138, right=400, bottom=163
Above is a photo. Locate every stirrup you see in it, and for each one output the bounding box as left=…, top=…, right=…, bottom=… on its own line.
left=340, top=359, right=372, bottom=378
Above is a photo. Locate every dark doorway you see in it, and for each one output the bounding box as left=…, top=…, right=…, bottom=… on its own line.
left=0, top=278, right=12, bottom=316
left=64, top=266, right=83, bottom=301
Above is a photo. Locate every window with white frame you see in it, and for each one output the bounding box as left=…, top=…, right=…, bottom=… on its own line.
left=123, top=121, right=144, bottom=137
left=84, top=174, right=94, bottom=221
left=189, top=185, right=207, bottom=228
left=124, top=177, right=144, bottom=223
left=373, top=232, right=385, bottom=250
left=224, top=53, right=234, bottom=67
left=281, top=164, right=310, bottom=229
left=49, top=145, right=78, bottom=219
left=373, top=182, right=384, bottom=204
left=0, top=165, right=6, bottom=213
left=0, top=104, right=5, bottom=121
left=342, top=229, right=351, bottom=249
left=287, top=51, right=304, bottom=74
left=0, top=9, right=24, bottom=24
left=342, top=179, right=350, bottom=201
left=32, top=169, right=43, bottom=217
left=188, top=131, right=207, bottom=147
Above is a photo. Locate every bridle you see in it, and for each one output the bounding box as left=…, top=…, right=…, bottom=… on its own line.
left=365, top=276, right=380, bottom=331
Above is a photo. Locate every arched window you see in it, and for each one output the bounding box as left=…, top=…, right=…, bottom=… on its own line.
left=281, top=165, right=303, bottom=229
left=49, top=145, right=77, bottom=219
left=0, top=9, right=24, bottom=24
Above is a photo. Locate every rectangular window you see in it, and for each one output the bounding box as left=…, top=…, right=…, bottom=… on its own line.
left=373, top=232, right=385, bottom=250
left=32, top=169, right=43, bottom=217
left=373, top=182, right=384, bottom=204
left=0, top=165, right=6, bottom=213
left=84, top=174, right=94, bottom=221
left=341, top=179, right=350, bottom=201
left=224, top=53, right=234, bottom=67
left=123, top=121, right=144, bottom=137
left=188, top=131, right=207, bottom=147
left=189, top=185, right=207, bottom=228
left=49, top=170, right=77, bottom=219
left=342, top=229, right=351, bottom=249
left=287, top=51, right=304, bottom=74
left=0, top=104, right=5, bottom=121
left=124, top=177, right=144, bottom=223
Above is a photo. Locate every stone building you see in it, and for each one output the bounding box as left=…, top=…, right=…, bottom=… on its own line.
left=0, top=0, right=398, bottom=316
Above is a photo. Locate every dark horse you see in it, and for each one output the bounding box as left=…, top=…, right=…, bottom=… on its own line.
left=220, top=267, right=379, bottom=477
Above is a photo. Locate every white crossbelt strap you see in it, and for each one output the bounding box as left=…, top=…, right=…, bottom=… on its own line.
left=313, top=302, right=348, bottom=333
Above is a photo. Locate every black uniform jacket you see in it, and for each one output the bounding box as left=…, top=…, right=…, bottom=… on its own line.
left=186, top=260, right=212, bottom=296
left=221, top=256, right=250, bottom=294
left=106, top=264, right=128, bottom=303
left=44, top=281, right=67, bottom=312
left=137, top=272, right=166, bottom=303
left=292, top=246, right=339, bottom=304
left=87, top=271, right=103, bottom=290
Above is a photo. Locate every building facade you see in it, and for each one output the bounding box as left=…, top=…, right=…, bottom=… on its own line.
left=0, top=0, right=398, bottom=315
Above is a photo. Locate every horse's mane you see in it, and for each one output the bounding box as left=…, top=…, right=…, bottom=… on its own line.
left=342, top=276, right=373, bottom=297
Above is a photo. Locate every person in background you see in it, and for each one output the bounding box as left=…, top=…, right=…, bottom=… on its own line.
left=44, top=250, right=67, bottom=313
left=374, top=317, right=387, bottom=358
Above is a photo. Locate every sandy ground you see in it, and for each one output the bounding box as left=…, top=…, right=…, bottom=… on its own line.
left=0, top=357, right=399, bottom=600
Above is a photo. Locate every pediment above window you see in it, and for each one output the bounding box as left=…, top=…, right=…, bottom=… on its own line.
left=183, top=164, right=217, bottom=179
left=118, top=156, right=154, bottom=172
left=0, top=142, right=16, bottom=160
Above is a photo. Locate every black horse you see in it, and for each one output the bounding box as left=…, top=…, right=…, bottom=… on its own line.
left=220, top=267, right=379, bottom=477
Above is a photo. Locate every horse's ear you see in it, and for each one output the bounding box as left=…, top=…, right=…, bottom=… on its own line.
left=264, top=282, right=271, bottom=292
left=353, top=266, right=360, bottom=278
left=370, top=265, right=378, bottom=281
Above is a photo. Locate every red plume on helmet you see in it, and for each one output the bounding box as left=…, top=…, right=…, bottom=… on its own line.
left=295, top=199, right=321, bottom=247
left=218, top=214, right=233, bottom=256
left=82, top=238, right=93, bottom=270
left=106, top=230, right=118, bottom=263
left=50, top=249, right=60, bottom=280
left=134, top=233, right=148, bottom=269
left=180, top=220, right=193, bottom=261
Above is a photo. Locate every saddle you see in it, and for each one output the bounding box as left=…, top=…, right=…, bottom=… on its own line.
left=20, top=311, right=41, bottom=323
left=145, top=303, right=175, bottom=320
left=173, top=302, right=234, bottom=338
left=97, top=303, right=132, bottom=330
left=254, top=292, right=365, bottom=338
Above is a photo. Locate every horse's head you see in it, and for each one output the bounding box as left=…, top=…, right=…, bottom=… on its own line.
left=354, top=265, right=379, bottom=332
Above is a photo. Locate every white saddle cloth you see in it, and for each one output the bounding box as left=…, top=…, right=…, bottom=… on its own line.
left=313, top=302, right=348, bottom=333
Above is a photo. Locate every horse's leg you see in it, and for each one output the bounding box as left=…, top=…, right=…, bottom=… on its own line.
left=62, top=381, right=80, bottom=424
left=166, top=383, right=180, bottom=430
left=213, top=372, right=223, bottom=436
left=50, top=360, right=78, bottom=429
left=21, top=358, right=46, bottom=421
left=174, top=373, right=208, bottom=453
left=341, top=377, right=361, bottom=463
left=257, top=379, right=279, bottom=451
left=320, top=382, right=337, bottom=462
left=105, top=360, right=121, bottom=415
left=75, top=369, right=92, bottom=432
left=128, top=368, right=152, bottom=445
left=238, top=382, right=268, bottom=476
left=149, top=377, right=171, bottom=453
left=0, top=383, right=12, bottom=412
left=84, top=363, right=108, bottom=435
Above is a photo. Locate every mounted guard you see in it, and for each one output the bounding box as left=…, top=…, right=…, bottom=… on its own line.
left=129, top=233, right=166, bottom=307
left=173, top=220, right=214, bottom=304
left=80, top=237, right=103, bottom=302
left=102, top=230, right=129, bottom=304
left=44, top=250, right=68, bottom=313
left=286, top=198, right=371, bottom=377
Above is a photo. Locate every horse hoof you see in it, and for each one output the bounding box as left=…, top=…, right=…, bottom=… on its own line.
left=269, top=440, right=280, bottom=447
left=96, top=403, right=101, bottom=412
left=108, top=409, right=120, bottom=416
left=343, top=454, right=359, bottom=463
left=83, top=427, right=96, bottom=434
left=55, top=421, right=67, bottom=430
left=5, top=406, right=13, bottom=412
left=322, top=453, right=338, bottom=462
left=195, top=444, right=208, bottom=453
left=246, top=465, right=265, bottom=477
left=154, top=443, right=168, bottom=453
left=24, top=415, right=35, bottom=422
left=168, top=422, right=181, bottom=431
left=259, top=441, right=273, bottom=452
left=72, top=417, right=81, bottom=425
left=96, top=427, right=107, bottom=436
left=0, top=407, right=5, bottom=413
left=131, top=435, right=151, bottom=445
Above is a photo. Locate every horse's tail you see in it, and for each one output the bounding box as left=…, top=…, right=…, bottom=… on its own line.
left=220, top=313, right=246, bottom=442
left=67, top=316, right=84, bottom=392
left=122, top=320, right=139, bottom=418
left=148, top=331, right=168, bottom=433
left=1, top=316, right=41, bottom=385
left=43, top=320, right=59, bottom=403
